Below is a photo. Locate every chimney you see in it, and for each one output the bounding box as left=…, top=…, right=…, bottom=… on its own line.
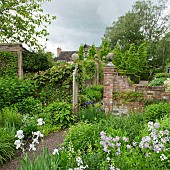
left=57, top=47, right=62, bottom=57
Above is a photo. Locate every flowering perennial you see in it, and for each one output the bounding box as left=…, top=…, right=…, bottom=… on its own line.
left=14, top=118, right=45, bottom=152
left=99, top=121, right=170, bottom=169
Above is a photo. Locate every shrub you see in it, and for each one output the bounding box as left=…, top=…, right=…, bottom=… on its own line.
left=127, top=73, right=140, bottom=84
left=0, top=107, right=22, bottom=129
left=140, top=70, right=151, bottom=80
left=13, top=96, right=43, bottom=116
left=0, top=77, right=36, bottom=109
left=79, top=85, right=103, bottom=106
left=77, top=107, right=105, bottom=123
left=42, top=102, right=74, bottom=129
left=148, top=77, right=167, bottom=86
left=155, top=73, right=170, bottom=78
left=22, top=50, right=52, bottom=73
left=160, top=115, right=170, bottom=132
left=144, top=102, right=170, bottom=121
left=63, top=122, right=102, bottom=152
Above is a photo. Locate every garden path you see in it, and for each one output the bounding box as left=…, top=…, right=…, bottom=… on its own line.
left=0, top=129, right=68, bottom=170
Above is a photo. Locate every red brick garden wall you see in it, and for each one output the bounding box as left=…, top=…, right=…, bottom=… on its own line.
left=103, top=65, right=170, bottom=114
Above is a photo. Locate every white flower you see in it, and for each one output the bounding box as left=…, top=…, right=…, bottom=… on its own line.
left=32, top=131, right=44, bottom=138
left=37, top=118, right=45, bottom=126
left=148, top=122, right=153, bottom=131
left=29, top=143, right=36, bottom=151
left=15, top=130, right=24, bottom=139
left=76, top=157, right=83, bottom=166
left=14, top=140, right=22, bottom=149
left=106, top=157, right=111, bottom=162
left=52, top=148, right=59, bottom=155
left=160, top=154, right=167, bottom=161
left=32, top=137, right=39, bottom=144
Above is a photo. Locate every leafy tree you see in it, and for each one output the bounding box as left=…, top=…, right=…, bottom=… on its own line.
left=133, top=0, right=170, bottom=42
left=113, top=42, right=148, bottom=74
left=88, top=44, right=97, bottom=59
left=78, top=44, right=84, bottom=60
left=113, top=45, right=124, bottom=69
left=0, top=0, right=56, bottom=49
left=105, top=0, right=170, bottom=68
left=148, top=32, right=170, bottom=68
left=105, top=11, right=144, bottom=52
left=99, top=38, right=111, bottom=60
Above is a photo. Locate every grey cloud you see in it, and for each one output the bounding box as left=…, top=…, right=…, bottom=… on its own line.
left=42, top=0, right=136, bottom=53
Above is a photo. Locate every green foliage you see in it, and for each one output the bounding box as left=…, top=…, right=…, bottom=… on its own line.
left=113, top=45, right=125, bottom=69
left=0, top=107, right=22, bottom=129
left=99, top=38, right=111, bottom=60
left=22, top=50, right=52, bottom=73
left=102, top=114, right=146, bottom=142
left=0, top=51, right=18, bottom=77
left=126, top=73, right=140, bottom=84
left=160, top=115, right=170, bottom=132
left=63, top=122, right=102, bottom=151
left=144, top=99, right=167, bottom=107
left=113, top=91, right=144, bottom=103
left=87, top=44, right=97, bottom=59
left=32, top=63, right=75, bottom=104
left=144, top=102, right=170, bottom=121
left=105, top=0, right=170, bottom=68
left=0, top=77, right=36, bottom=109
left=113, top=42, right=147, bottom=75
left=13, top=96, right=43, bottom=116
left=155, top=73, right=170, bottom=79
left=77, top=107, right=105, bottom=123
left=80, top=85, right=103, bottom=105
left=105, top=11, right=144, bottom=52
left=78, top=60, right=96, bottom=84
left=0, top=0, right=56, bottom=49
left=148, top=77, right=167, bottom=86
left=78, top=44, right=84, bottom=60
left=21, top=114, right=38, bottom=137
left=43, top=102, right=74, bottom=129
left=140, top=70, right=151, bottom=81
left=0, top=127, right=15, bottom=164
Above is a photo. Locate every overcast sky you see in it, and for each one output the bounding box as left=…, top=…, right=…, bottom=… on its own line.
left=42, top=0, right=137, bottom=55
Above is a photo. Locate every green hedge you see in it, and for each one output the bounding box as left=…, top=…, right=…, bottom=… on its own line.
left=0, top=51, right=18, bottom=77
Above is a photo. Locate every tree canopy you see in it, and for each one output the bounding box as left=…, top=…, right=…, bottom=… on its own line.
left=0, top=0, right=56, bottom=50
left=105, top=0, right=170, bottom=68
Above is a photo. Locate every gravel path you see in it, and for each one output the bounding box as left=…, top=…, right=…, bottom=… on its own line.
left=0, top=129, right=68, bottom=170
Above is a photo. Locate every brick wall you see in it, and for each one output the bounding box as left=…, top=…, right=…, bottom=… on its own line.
left=103, top=65, right=170, bottom=114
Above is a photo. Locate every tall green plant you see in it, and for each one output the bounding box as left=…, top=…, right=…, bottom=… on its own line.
left=0, top=128, right=15, bottom=164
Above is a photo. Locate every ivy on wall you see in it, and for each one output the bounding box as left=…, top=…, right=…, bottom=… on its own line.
left=0, top=50, right=18, bottom=77
left=113, top=91, right=144, bottom=104
left=31, top=62, right=75, bottom=105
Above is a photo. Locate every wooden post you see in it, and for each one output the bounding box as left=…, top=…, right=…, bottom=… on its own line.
left=73, top=64, right=79, bottom=113
left=94, top=58, right=99, bottom=85
left=17, top=48, right=23, bottom=79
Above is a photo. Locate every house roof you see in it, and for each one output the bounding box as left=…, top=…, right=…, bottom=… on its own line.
left=55, top=44, right=100, bottom=62
left=55, top=51, right=78, bottom=62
